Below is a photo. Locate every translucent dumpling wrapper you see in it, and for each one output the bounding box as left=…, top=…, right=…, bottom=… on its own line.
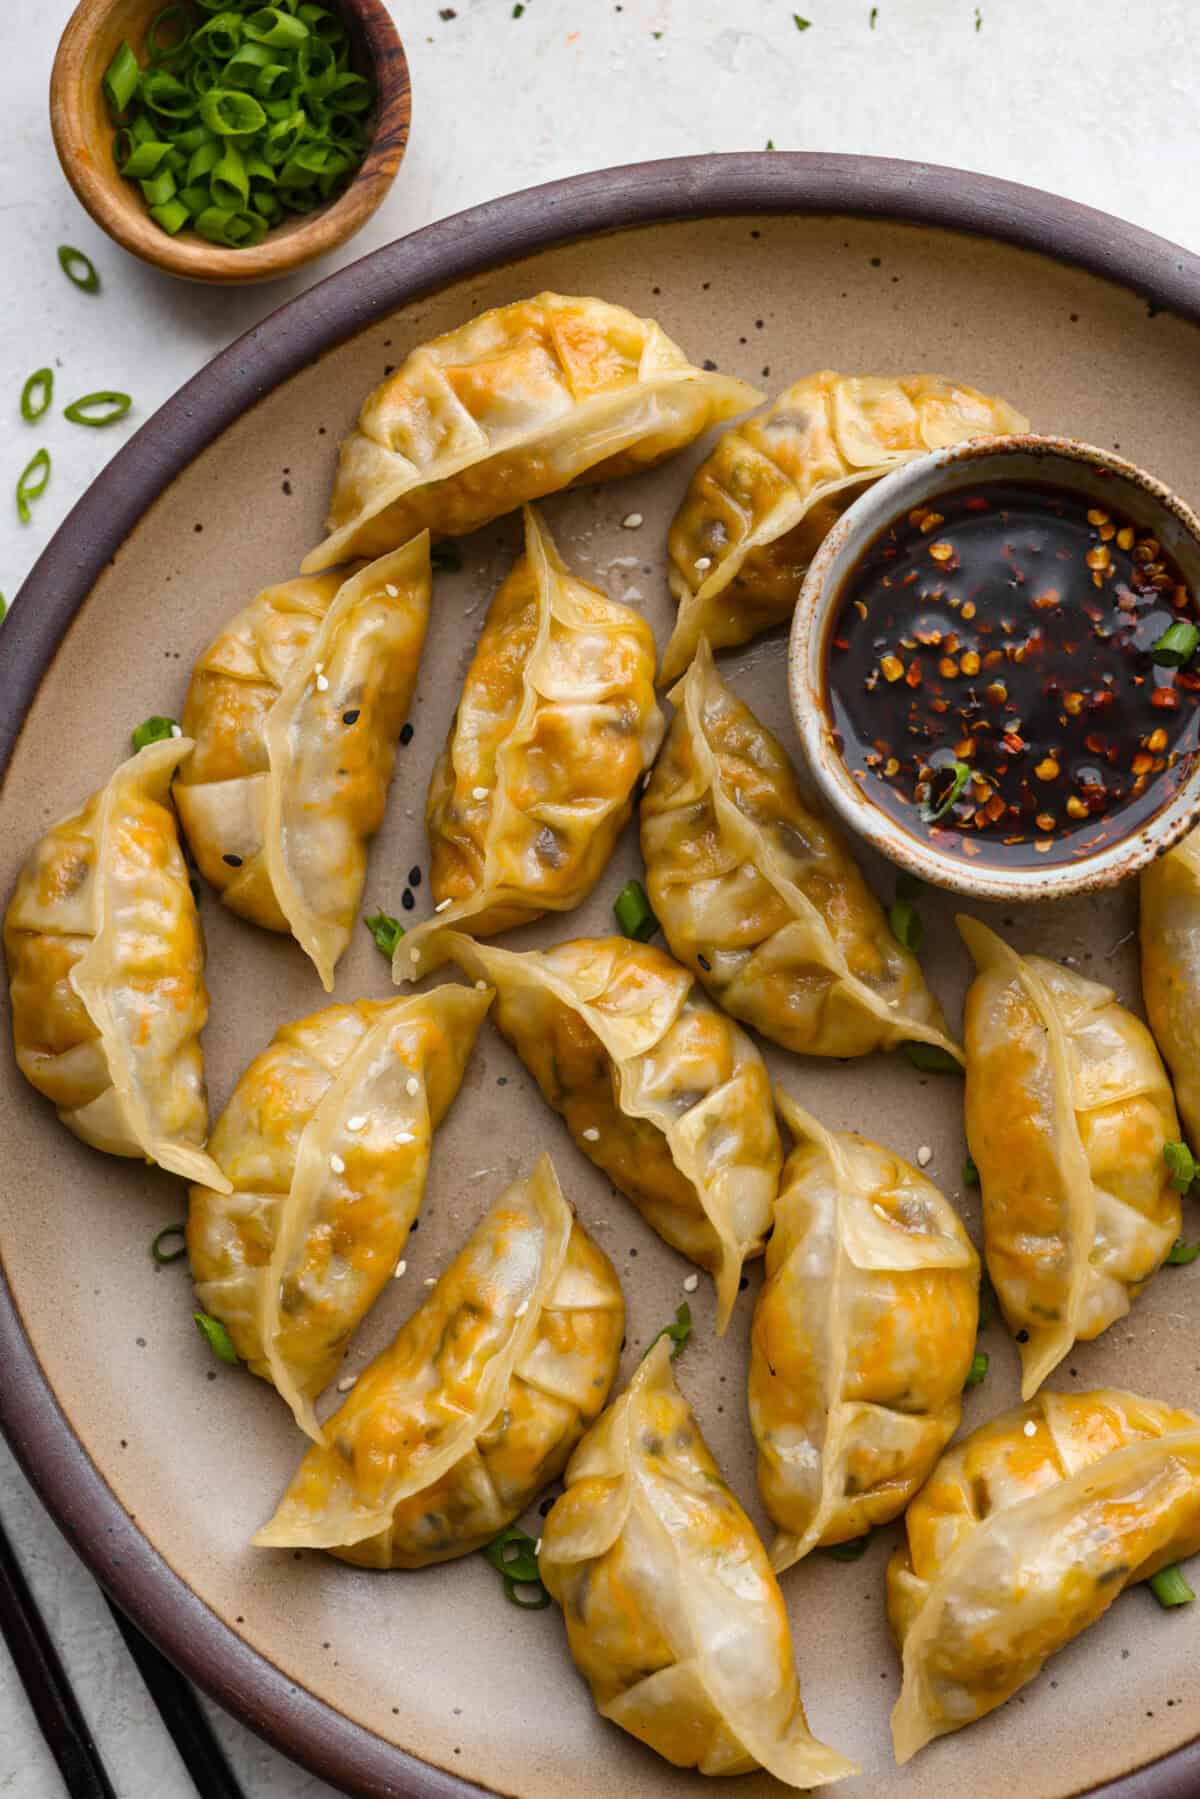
left=437, top=933, right=781, bottom=1331
left=175, top=535, right=430, bottom=991
left=302, top=292, right=763, bottom=572
left=661, top=370, right=1028, bottom=682
left=887, top=1388, right=1200, bottom=1763
left=399, top=507, right=663, bottom=979
left=641, top=640, right=961, bottom=1060
left=4, top=739, right=227, bottom=1189
left=253, top=1154, right=624, bottom=1566
left=961, top=916, right=1179, bottom=1398
left=750, top=1093, right=978, bottom=1571
left=188, top=984, right=490, bottom=1440
left=540, top=1340, right=857, bottom=1787
left=1140, top=826, right=1200, bottom=1146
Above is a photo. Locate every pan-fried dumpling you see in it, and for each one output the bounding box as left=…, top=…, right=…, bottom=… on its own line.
left=436, top=933, right=781, bottom=1331
left=750, top=1093, right=978, bottom=1571
left=399, top=507, right=664, bottom=979
left=540, top=1340, right=857, bottom=1787
left=175, top=535, right=430, bottom=991
left=4, top=739, right=226, bottom=1189
left=641, top=641, right=961, bottom=1060
left=1141, top=827, right=1200, bottom=1145
left=188, top=983, right=490, bottom=1440
left=302, top=293, right=762, bottom=571
left=961, top=917, right=1179, bottom=1398
left=253, top=1155, right=624, bottom=1566
left=888, top=1389, right=1200, bottom=1762
left=661, top=370, right=1028, bottom=682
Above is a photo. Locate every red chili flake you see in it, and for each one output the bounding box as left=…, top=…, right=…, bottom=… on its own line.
left=905, top=663, right=922, bottom=689
left=963, top=496, right=990, bottom=511
left=1002, top=732, right=1025, bottom=754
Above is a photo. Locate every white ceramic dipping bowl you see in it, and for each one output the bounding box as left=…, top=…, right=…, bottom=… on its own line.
left=788, top=433, right=1200, bottom=902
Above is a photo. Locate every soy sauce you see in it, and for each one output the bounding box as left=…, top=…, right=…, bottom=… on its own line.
left=824, top=480, right=1200, bottom=868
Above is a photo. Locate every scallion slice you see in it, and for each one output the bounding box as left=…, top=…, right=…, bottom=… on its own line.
left=103, top=41, right=141, bottom=113
left=483, top=1526, right=552, bottom=1610
left=365, top=910, right=403, bottom=958
left=1164, top=1140, right=1197, bottom=1192
left=132, top=716, right=179, bottom=752
left=1149, top=1564, right=1195, bottom=1608
left=57, top=246, right=100, bottom=292
left=824, top=1534, right=871, bottom=1562
left=889, top=896, right=922, bottom=952
left=150, top=1223, right=188, bottom=1265
left=20, top=369, right=53, bottom=424
left=614, top=879, right=659, bottom=942
left=64, top=392, right=133, bottom=429
left=903, top=1041, right=962, bottom=1074
left=962, top=1154, right=980, bottom=1187
left=920, top=758, right=973, bottom=824
left=964, top=1350, right=989, bottom=1387
left=193, top=1311, right=239, bottom=1364
left=244, top=7, right=311, bottom=49
left=1165, top=1239, right=1200, bottom=1266
left=16, top=449, right=51, bottom=524
left=645, top=1303, right=692, bottom=1362
left=1152, top=622, right=1200, bottom=668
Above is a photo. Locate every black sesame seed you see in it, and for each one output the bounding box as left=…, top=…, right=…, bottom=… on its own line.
left=401, top=889, right=415, bottom=911
left=399, top=723, right=414, bottom=745
left=408, top=866, right=422, bottom=887
left=739, top=1275, right=749, bottom=1291
left=1015, top=1328, right=1030, bottom=1343
left=702, top=358, right=718, bottom=371
left=222, top=853, right=243, bottom=868
left=697, top=953, right=712, bottom=971
left=342, top=709, right=360, bottom=726
left=497, top=1076, right=508, bottom=1086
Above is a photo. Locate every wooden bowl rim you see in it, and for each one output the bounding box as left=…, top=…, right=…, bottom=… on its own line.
left=4, top=153, right=1200, bottom=1796
left=49, top=0, right=411, bottom=284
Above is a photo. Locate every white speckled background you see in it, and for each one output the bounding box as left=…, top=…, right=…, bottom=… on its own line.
left=2, top=3, right=1200, bottom=1795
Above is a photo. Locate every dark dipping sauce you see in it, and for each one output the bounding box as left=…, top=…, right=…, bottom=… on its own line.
left=825, top=480, right=1200, bottom=868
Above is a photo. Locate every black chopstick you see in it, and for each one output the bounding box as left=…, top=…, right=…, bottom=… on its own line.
left=0, top=1511, right=117, bottom=1799
left=105, top=1598, right=247, bottom=1799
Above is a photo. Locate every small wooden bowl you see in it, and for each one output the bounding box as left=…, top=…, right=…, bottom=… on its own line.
left=50, top=0, right=411, bottom=284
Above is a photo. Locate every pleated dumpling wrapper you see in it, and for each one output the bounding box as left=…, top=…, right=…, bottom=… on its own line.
left=253, top=1154, right=624, bottom=1566
left=750, top=1093, right=978, bottom=1571
left=661, top=369, right=1028, bottom=682
left=175, top=535, right=430, bottom=991
left=4, top=738, right=227, bottom=1189
left=398, top=507, right=664, bottom=980
left=188, top=984, right=490, bottom=1441
left=302, top=292, right=763, bottom=572
left=888, top=1389, right=1200, bottom=1763
left=439, top=933, right=781, bottom=1331
left=1141, top=826, right=1200, bottom=1145
left=540, top=1340, right=857, bottom=1787
left=641, top=640, right=961, bottom=1060
left=961, top=916, right=1179, bottom=1398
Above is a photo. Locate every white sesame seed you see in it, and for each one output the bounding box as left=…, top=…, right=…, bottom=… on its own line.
left=385, top=584, right=399, bottom=598
left=394, top=1130, right=415, bottom=1145
left=346, top=1115, right=367, bottom=1132
left=337, top=1375, right=356, bottom=1392
left=514, top=1300, right=529, bottom=1318
left=534, top=1537, right=542, bottom=1555
left=314, top=662, right=324, bottom=673
left=916, top=1145, right=932, bottom=1167
left=682, top=1273, right=699, bottom=1293
left=315, top=674, right=329, bottom=692
left=424, top=1277, right=437, bottom=1287
left=582, top=1127, right=600, bottom=1142
left=694, top=556, right=712, bottom=572
left=474, top=979, right=488, bottom=991
left=405, top=1076, right=420, bottom=1097
left=394, top=1259, right=407, bottom=1279
left=330, top=1153, right=345, bottom=1174
left=170, top=723, right=183, bottom=738
left=622, top=512, right=643, bottom=529
left=472, top=786, right=489, bottom=801
left=435, top=898, right=453, bottom=913
left=1023, top=1419, right=1037, bottom=1437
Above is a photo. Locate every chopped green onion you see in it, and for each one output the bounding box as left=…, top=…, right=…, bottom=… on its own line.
left=119, top=139, right=172, bottom=178
left=151, top=198, right=192, bottom=235
left=365, top=910, right=404, bottom=958
left=57, top=246, right=100, bottom=292
left=199, top=87, right=267, bottom=134
left=889, top=896, right=922, bottom=952
left=1166, top=1239, right=1200, bottom=1266
left=963, top=1153, right=980, bottom=1187
left=824, top=1534, right=870, bottom=1561
left=150, top=1223, right=188, bottom=1265
left=0, top=596, right=7, bottom=624
left=645, top=1303, right=692, bottom=1362
left=920, top=759, right=973, bottom=824
left=103, top=41, right=141, bottom=113
left=1164, top=1140, right=1197, bottom=1192
left=244, top=7, right=311, bottom=49
left=793, top=13, right=812, bottom=27
left=142, top=69, right=197, bottom=118
left=193, top=1311, right=238, bottom=1364
left=194, top=11, right=245, bottom=60
left=1149, top=1564, right=1195, bottom=1608
left=483, top=1526, right=551, bottom=1609
left=211, top=142, right=250, bottom=207
left=146, top=5, right=193, bottom=63
left=903, top=1041, right=962, bottom=1074
left=614, top=879, right=659, bottom=943
left=16, top=449, right=51, bottom=525
left=20, top=369, right=53, bottom=424
left=140, top=167, right=178, bottom=207
left=964, top=1350, right=989, bottom=1387
left=132, top=715, right=179, bottom=752
left=1152, top=622, right=1200, bottom=668
left=64, top=392, right=133, bottom=429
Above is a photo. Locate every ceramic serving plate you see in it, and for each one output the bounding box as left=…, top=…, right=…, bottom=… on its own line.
left=3, top=154, right=1200, bottom=1799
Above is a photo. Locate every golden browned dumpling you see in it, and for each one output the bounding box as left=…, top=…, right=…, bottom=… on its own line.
left=175, top=535, right=429, bottom=990
left=399, top=507, right=663, bottom=978
left=540, top=1340, right=857, bottom=1787
left=888, top=1389, right=1200, bottom=1762
left=661, top=370, right=1028, bottom=681
left=961, top=916, right=1180, bottom=1397
left=188, top=984, right=490, bottom=1439
left=1141, top=826, right=1200, bottom=1145
left=302, top=293, right=762, bottom=570
left=641, top=641, right=961, bottom=1060
left=437, top=932, right=781, bottom=1331
left=4, top=739, right=226, bottom=1188
left=750, top=1093, right=978, bottom=1570
left=253, top=1156, right=624, bottom=1567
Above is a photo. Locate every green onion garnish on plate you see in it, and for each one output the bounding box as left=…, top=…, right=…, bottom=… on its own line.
left=57, top=246, right=100, bottom=293
left=614, top=879, right=659, bottom=942
left=964, top=1350, right=989, bottom=1388
left=20, top=369, right=53, bottom=424
left=365, top=910, right=404, bottom=958
left=193, top=1311, right=239, bottom=1364
left=132, top=716, right=180, bottom=752
left=902, top=1041, right=962, bottom=1074
left=483, top=1526, right=551, bottom=1610
left=16, top=450, right=51, bottom=525
left=1152, top=622, right=1200, bottom=668
left=151, top=1224, right=188, bottom=1266
left=1164, top=1140, right=1197, bottom=1192
left=1149, top=1564, right=1195, bottom=1609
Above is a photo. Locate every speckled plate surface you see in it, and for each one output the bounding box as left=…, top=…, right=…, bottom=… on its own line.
left=4, top=155, right=1200, bottom=1799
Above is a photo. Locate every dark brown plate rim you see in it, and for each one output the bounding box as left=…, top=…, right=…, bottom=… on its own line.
left=3, top=152, right=1200, bottom=1799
